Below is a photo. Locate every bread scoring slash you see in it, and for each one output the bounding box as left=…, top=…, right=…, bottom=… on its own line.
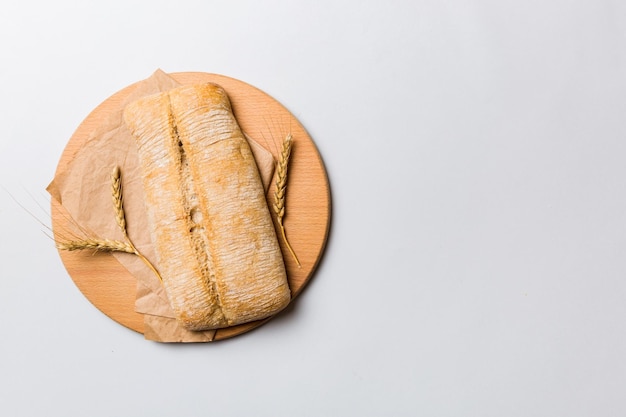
left=123, top=83, right=291, bottom=331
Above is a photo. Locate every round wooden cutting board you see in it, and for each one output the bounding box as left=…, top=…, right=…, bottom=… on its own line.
left=51, top=72, right=330, bottom=341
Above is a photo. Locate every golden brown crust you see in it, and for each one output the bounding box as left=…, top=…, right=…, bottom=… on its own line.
left=123, top=83, right=290, bottom=331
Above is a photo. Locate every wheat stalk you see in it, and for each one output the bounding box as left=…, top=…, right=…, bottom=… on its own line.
left=109, top=166, right=163, bottom=282
left=57, top=165, right=163, bottom=282
left=273, top=133, right=300, bottom=267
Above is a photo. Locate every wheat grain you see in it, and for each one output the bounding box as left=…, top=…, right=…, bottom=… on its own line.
left=273, top=133, right=300, bottom=267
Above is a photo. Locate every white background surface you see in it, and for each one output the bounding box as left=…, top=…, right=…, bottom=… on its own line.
left=1, top=1, right=625, bottom=415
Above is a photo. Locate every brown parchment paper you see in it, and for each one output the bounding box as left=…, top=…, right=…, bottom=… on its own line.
left=48, top=70, right=276, bottom=342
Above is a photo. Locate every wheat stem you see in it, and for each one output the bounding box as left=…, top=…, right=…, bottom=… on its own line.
left=273, top=134, right=301, bottom=267
left=135, top=251, right=162, bottom=283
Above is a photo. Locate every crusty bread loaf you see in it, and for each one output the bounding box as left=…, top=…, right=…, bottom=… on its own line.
left=123, top=83, right=290, bottom=331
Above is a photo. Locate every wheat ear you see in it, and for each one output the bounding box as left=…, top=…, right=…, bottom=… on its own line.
left=57, top=238, right=135, bottom=253
left=111, top=166, right=127, bottom=234
left=109, top=166, right=163, bottom=282
left=273, top=134, right=301, bottom=267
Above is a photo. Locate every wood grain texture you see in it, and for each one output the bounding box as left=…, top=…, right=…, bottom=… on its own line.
left=51, top=72, right=330, bottom=340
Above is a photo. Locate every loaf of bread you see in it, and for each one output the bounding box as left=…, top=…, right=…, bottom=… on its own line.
left=123, top=83, right=291, bottom=331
